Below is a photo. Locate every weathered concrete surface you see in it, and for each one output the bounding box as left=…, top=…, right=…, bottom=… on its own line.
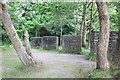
left=41, top=36, right=58, bottom=49
left=31, top=37, right=42, bottom=47
left=62, top=35, right=81, bottom=53
left=90, top=31, right=118, bottom=56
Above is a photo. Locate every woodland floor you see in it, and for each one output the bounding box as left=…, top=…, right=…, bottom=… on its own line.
left=1, top=47, right=96, bottom=78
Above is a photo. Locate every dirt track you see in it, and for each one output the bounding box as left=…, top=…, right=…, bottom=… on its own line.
left=31, top=49, right=96, bottom=78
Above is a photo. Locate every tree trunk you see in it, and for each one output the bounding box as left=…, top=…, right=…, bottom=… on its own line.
left=80, top=2, right=88, bottom=50
left=1, top=3, right=35, bottom=66
left=35, top=27, right=38, bottom=37
left=79, top=23, right=83, bottom=51
left=113, top=30, right=120, bottom=68
left=88, top=2, right=94, bottom=49
left=82, top=23, right=87, bottom=48
left=24, top=30, right=32, bottom=57
left=96, top=1, right=110, bottom=70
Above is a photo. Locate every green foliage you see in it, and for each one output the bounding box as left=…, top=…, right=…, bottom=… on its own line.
left=58, top=49, right=83, bottom=54
left=112, top=69, right=120, bottom=78
left=110, top=65, right=120, bottom=78
left=109, top=2, right=120, bottom=31
left=3, top=64, right=27, bottom=77
left=88, top=69, right=112, bottom=78
left=82, top=47, right=90, bottom=53
left=32, top=46, right=86, bottom=55
left=58, top=48, right=86, bottom=55
left=0, top=45, right=13, bottom=50
left=32, top=46, right=57, bottom=52
left=88, top=67, right=120, bottom=78
left=2, top=2, right=119, bottom=45
left=86, top=54, right=96, bottom=61
left=79, top=52, right=85, bottom=55
left=86, top=53, right=114, bottom=61
left=108, top=56, right=113, bottom=61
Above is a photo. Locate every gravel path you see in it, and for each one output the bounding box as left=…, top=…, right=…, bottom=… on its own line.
left=0, top=66, right=2, bottom=72
left=31, top=49, right=96, bottom=78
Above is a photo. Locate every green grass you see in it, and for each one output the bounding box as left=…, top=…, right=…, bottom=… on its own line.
left=88, top=69, right=112, bottom=78
left=2, top=47, right=21, bottom=67
left=2, top=45, right=29, bottom=77
left=2, top=45, right=91, bottom=78
left=3, top=64, right=27, bottom=77
left=86, top=53, right=114, bottom=61
left=32, top=46, right=91, bottom=55
left=82, top=47, right=90, bottom=53
left=58, top=47, right=90, bottom=55
left=86, top=54, right=96, bottom=61
left=87, top=67, right=120, bottom=78
left=57, top=49, right=85, bottom=55
left=32, top=46, right=88, bottom=55
left=32, top=46, right=57, bottom=52
left=2, top=45, right=46, bottom=78
left=1, top=45, right=14, bottom=51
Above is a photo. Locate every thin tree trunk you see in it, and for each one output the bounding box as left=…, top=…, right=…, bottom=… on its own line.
left=82, top=2, right=93, bottom=48
left=35, top=27, right=38, bottom=37
left=88, top=2, right=94, bottom=49
left=1, top=3, right=35, bottom=66
left=96, top=1, right=110, bottom=70
left=82, top=21, right=87, bottom=48
left=80, top=2, right=88, bottom=50
left=60, top=26, right=63, bottom=46
left=24, top=30, right=32, bottom=57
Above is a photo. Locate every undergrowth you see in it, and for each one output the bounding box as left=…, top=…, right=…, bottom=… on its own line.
left=57, top=49, right=86, bottom=55
left=88, top=66, right=120, bottom=78
left=32, top=46, right=89, bottom=55
left=58, top=47, right=90, bottom=55
left=86, top=53, right=114, bottom=61
left=86, top=54, right=96, bottom=61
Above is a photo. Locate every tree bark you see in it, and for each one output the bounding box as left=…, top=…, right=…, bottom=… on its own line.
left=60, top=26, right=63, bottom=46
left=82, top=22, right=87, bottom=48
left=88, top=2, right=94, bottom=49
left=80, top=2, right=88, bottom=50
left=24, top=30, right=32, bottom=57
left=96, top=1, right=110, bottom=70
left=1, top=3, right=35, bottom=66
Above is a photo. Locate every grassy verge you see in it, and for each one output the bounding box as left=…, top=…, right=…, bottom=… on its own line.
left=32, top=46, right=90, bottom=55
left=57, top=49, right=86, bottom=55
left=1, top=45, right=14, bottom=51
left=59, top=47, right=90, bottom=55
left=86, top=53, right=114, bottom=61
left=87, top=68, right=120, bottom=78
left=82, top=47, right=90, bottom=53
left=32, top=46, right=57, bottom=52
left=2, top=45, right=39, bottom=78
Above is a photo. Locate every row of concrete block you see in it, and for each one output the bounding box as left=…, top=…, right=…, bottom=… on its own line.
left=31, top=35, right=81, bottom=52
left=31, top=31, right=118, bottom=56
